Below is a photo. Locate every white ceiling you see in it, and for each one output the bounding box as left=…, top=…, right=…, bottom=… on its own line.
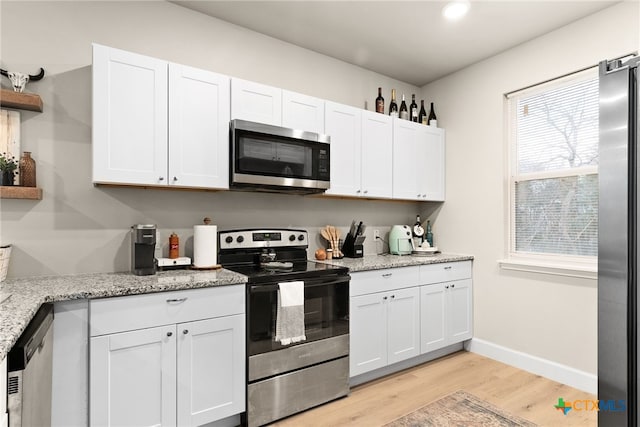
left=172, top=1, right=617, bottom=87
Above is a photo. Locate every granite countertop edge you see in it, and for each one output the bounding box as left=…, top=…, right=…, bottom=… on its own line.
left=316, top=253, right=474, bottom=272
left=0, top=253, right=473, bottom=361
left=0, top=269, right=248, bottom=361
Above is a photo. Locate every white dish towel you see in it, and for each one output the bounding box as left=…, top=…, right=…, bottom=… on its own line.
left=275, top=281, right=306, bottom=345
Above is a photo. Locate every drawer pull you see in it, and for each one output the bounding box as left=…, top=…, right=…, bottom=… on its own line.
left=183, top=329, right=189, bottom=335
left=444, top=266, right=452, bottom=270
left=391, top=295, right=395, bottom=299
left=382, top=273, right=392, bottom=278
left=167, top=332, right=173, bottom=337
left=445, top=285, right=450, bottom=289
left=451, top=284, right=455, bottom=288
left=383, top=296, right=388, bottom=300
left=166, top=297, right=188, bottom=304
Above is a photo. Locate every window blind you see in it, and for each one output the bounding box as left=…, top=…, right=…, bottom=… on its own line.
left=510, top=72, right=599, bottom=258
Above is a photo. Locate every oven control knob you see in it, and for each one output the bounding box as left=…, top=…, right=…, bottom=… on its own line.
left=237, top=236, right=244, bottom=243
left=225, top=236, right=233, bottom=244
left=298, top=234, right=305, bottom=241
left=289, top=234, right=296, bottom=242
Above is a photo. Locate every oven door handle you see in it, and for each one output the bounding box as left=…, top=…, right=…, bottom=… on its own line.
left=249, top=275, right=350, bottom=293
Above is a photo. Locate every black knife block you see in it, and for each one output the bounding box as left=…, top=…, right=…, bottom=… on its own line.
left=342, top=232, right=365, bottom=258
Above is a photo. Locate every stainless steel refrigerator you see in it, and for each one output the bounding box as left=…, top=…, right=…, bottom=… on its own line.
left=599, top=55, right=640, bottom=427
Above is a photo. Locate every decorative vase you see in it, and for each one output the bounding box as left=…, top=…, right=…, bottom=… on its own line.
left=19, top=151, right=36, bottom=187
left=0, top=170, right=14, bottom=186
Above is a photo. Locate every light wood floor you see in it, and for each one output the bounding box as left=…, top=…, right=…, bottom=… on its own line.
left=272, top=351, right=596, bottom=427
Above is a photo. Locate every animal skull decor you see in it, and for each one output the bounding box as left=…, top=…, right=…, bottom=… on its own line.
left=0, top=67, right=45, bottom=93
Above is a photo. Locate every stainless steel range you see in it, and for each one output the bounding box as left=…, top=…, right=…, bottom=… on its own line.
left=218, top=229, right=350, bottom=427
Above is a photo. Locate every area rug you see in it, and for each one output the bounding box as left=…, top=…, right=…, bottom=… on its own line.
left=384, top=390, right=538, bottom=427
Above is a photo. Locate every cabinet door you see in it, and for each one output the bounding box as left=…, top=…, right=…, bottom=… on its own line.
left=324, top=101, right=362, bottom=197
left=350, top=293, right=388, bottom=376
left=92, top=44, right=168, bottom=185
left=422, top=127, right=445, bottom=201
left=387, top=287, right=420, bottom=364
left=177, top=314, right=245, bottom=426
left=448, top=279, right=473, bottom=343
left=282, top=90, right=325, bottom=134
left=168, top=64, right=230, bottom=189
left=361, top=110, right=393, bottom=198
left=90, top=325, right=177, bottom=427
left=392, top=118, right=420, bottom=200
left=231, top=78, right=282, bottom=126
left=1, top=357, right=6, bottom=427
left=420, top=283, right=447, bottom=354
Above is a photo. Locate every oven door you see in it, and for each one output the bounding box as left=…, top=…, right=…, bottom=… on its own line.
left=230, top=119, right=330, bottom=192
left=247, top=273, right=349, bottom=357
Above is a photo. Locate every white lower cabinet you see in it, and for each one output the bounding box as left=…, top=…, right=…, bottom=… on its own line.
left=420, top=262, right=473, bottom=354
left=350, top=268, right=420, bottom=377
left=89, top=286, right=245, bottom=427
left=1, top=357, right=6, bottom=427
left=351, top=262, right=473, bottom=379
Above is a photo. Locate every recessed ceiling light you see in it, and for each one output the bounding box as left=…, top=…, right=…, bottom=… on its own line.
left=442, top=0, right=470, bottom=21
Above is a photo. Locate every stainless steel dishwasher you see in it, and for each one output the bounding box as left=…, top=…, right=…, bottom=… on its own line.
left=7, top=303, right=54, bottom=427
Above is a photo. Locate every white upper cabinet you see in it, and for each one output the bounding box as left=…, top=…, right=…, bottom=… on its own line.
left=361, top=110, right=393, bottom=199
left=231, top=79, right=325, bottom=134
left=92, top=44, right=168, bottom=185
left=392, top=119, right=446, bottom=201
left=282, top=90, right=325, bottom=134
left=92, top=44, right=230, bottom=189
left=324, top=104, right=392, bottom=199
left=231, top=78, right=282, bottom=126
left=168, top=64, right=230, bottom=189
left=423, top=126, right=446, bottom=201
left=324, top=101, right=362, bottom=197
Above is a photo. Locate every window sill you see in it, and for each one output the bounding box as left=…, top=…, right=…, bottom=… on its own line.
left=498, top=258, right=597, bottom=280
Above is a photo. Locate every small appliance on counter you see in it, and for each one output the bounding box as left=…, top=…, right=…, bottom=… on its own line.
left=342, top=220, right=366, bottom=258
left=131, top=224, right=157, bottom=276
left=389, top=225, right=414, bottom=255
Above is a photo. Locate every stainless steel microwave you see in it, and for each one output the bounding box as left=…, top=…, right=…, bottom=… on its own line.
left=230, top=119, right=330, bottom=194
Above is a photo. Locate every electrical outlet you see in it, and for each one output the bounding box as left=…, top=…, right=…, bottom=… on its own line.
left=373, top=229, right=380, bottom=240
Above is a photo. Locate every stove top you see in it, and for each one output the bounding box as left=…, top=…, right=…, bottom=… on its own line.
left=224, top=260, right=348, bottom=284
left=218, top=228, right=348, bottom=284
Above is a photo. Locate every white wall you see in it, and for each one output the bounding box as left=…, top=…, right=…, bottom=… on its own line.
left=0, top=1, right=422, bottom=278
left=422, top=1, right=639, bottom=377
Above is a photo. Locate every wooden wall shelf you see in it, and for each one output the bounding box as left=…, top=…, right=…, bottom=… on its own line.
left=0, top=89, right=43, bottom=112
left=0, top=186, right=42, bottom=200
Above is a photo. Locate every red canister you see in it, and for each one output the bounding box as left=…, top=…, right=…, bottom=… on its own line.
left=169, top=232, right=179, bottom=259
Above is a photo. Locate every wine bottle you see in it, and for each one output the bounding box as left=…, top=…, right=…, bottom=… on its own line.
left=425, top=220, right=434, bottom=247
left=419, top=100, right=427, bottom=124
left=410, top=94, right=418, bottom=122
left=412, top=214, right=425, bottom=247
left=428, top=102, right=437, bottom=127
left=399, top=94, right=409, bottom=120
left=389, top=89, right=398, bottom=117
left=375, top=87, right=384, bottom=114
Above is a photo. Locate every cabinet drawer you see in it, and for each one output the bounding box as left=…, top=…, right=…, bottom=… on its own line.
left=350, top=266, right=420, bottom=297
left=420, top=261, right=472, bottom=285
left=90, top=285, right=245, bottom=336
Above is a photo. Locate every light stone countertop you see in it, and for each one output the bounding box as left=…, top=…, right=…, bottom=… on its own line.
left=0, top=253, right=473, bottom=362
left=0, top=269, right=247, bottom=361
left=316, top=253, right=474, bottom=272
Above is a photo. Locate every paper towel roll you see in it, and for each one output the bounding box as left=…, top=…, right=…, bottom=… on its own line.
left=193, top=224, right=217, bottom=268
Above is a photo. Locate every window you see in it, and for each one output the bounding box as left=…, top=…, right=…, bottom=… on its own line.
left=507, top=69, right=599, bottom=265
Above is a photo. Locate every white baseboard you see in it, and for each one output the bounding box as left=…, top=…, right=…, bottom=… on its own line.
left=466, top=338, right=597, bottom=395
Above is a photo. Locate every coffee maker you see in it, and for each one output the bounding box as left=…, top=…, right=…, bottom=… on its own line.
left=131, top=224, right=157, bottom=276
